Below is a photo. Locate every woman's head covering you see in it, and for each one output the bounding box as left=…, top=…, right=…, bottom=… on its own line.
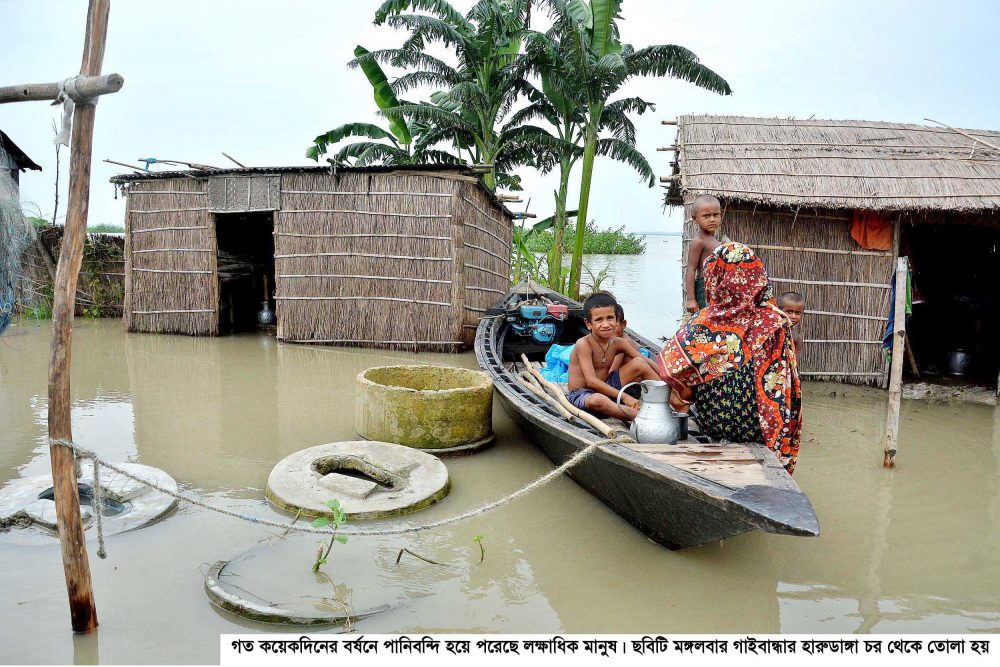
left=658, top=242, right=802, bottom=473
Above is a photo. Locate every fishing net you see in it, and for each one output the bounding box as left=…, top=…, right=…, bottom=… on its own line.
left=0, top=170, right=34, bottom=335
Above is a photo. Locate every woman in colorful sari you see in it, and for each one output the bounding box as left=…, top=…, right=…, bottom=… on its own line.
left=657, top=242, right=802, bottom=474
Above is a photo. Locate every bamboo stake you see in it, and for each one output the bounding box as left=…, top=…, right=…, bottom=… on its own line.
left=883, top=257, right=908, bottom=468
left=47, top=0, right=113, bottom=634
left=520, top=354, right=628, bottom=440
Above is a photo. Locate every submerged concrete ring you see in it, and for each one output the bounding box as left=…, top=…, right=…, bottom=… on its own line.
left=0, top=462, right=178, bottom=546
left=204, top=538, right=400, bottom=626
left=355, top=365, right=494, bottom=449
left=205, top=558, right=392, bottom=626
left=265, top=441, right=450, bottom=519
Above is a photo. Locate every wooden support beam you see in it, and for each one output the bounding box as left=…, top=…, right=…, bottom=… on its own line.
left=661, top=119, right=678, bottom=125
left=0, top=72, right=123, bottom=104
left=883, top=256, right=908, bottom=468
left=656, top=146, right=678, bottom=151
left=660, top=175, right=680, bottom=183
left=47, top=0, right=113, bottom=634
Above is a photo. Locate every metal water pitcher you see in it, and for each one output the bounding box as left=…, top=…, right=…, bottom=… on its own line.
left=616, top=380, right=681, bottom=444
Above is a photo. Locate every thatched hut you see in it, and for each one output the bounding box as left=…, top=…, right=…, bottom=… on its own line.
left=664, top=115, right=1000, bottom=388
left=110, top=165, right=513, bottom=351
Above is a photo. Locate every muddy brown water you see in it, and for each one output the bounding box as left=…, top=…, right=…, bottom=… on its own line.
left=2, top=318, right=1000, bottom=663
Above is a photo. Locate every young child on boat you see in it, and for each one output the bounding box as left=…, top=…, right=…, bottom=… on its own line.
left=609, top=303, right=660, bottom=376
left=567, top=293, right=661, bottom=420
left=778, top=291, right=805, bottom=359
left=685, top=194, right=723, bottom=313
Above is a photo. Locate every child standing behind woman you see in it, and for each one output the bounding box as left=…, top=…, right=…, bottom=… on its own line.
left=685, top=194, right=723, bottom=314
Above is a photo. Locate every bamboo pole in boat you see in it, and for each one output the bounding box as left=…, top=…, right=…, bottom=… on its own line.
left=516, top=373, right=573, bottom=420
left=520, top=354, right=630, bottom=440
left=883, top=257, right=908, bottom=468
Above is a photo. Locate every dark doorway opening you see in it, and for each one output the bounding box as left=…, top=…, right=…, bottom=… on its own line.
left=215, top=211, right=275, bottom=334
left=905, top=223, right=1000, bottom=388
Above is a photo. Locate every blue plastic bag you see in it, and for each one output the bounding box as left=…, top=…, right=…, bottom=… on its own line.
left=540, top=343, right=574, bottom=383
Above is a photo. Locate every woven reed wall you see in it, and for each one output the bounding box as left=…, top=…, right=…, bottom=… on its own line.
left=682, top=197, right=894, bottom=385
left=124, top=178, right=217, bottom=335
left=274, top=171, right=509, bottom=351
left=457, top=182, right=513, bottom=347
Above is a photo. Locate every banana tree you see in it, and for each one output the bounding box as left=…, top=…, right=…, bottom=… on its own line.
left=368, top=0, right=542, bottom=190
left=540, top=0, right=731, bottom=298
left=307, top=46, right=461, bottom=166
left=517, top=23, right=658, bottom=292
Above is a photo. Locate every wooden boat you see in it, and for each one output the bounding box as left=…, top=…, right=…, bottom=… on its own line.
left=474, top=281, right=819, bottom=550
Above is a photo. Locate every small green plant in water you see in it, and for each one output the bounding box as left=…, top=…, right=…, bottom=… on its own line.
left=311, top=499, right=348, bottom=573
left=473, top=534, right=485, bottom=563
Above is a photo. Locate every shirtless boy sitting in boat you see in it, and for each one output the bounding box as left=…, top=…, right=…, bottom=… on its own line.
left=567, top=293, right=661, bottom=420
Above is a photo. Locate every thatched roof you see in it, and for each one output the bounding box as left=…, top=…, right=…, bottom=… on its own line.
left=665, top=115, right=1000, bottom=212
left=109, top=164, right=514, bottom=217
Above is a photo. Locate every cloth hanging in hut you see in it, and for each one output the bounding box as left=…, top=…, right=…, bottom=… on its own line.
left=850, top=211, right=893, bottom=251
left=882, top=269, right=913, bottom=360
left=657, top=242, right=802, bottom=474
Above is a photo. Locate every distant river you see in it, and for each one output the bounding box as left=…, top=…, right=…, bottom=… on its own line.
left=579, top=234, right=684, bottom=339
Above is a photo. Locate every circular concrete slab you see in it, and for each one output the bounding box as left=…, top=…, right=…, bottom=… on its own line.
left=356, top=365, right=494, bottom=451
left=204, top=537, right=400, bottom=626
left=266, top=441, right=450, bottom=519
left=0, top=462, right=178, bottom=546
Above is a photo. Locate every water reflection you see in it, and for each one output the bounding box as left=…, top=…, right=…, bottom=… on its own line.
left=1, top=255, right=1000, bottom=662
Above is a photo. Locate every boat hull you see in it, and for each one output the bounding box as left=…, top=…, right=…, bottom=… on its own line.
left=476, top=281, right=819, bottom=551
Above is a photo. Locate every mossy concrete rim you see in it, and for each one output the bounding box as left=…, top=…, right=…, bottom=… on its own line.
left=357, top=431, right=495, bottom=456
left=357, top=364, right=493, bottom=394
left=265, top=441, right=450, bottom=520
left=355, top=364, right=494, bottom=449
left=0, top=462, right=178, bottom=546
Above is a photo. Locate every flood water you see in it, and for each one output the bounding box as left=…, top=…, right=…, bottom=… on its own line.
left=2, top=236, right=1000, bottom=663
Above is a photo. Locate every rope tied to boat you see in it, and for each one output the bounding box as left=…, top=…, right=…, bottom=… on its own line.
left=47, top=435, right=630, bottom=558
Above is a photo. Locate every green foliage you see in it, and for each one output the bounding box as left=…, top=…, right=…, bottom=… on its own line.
left=353, top=45, right=412, bottom=145
left=29, top=217, right=51, bottom=229
left=311, top=499, right=349, bottom=573
left=20, top=285, right=53, bottom=322
left=525, top=220, right=645, bottom=255
left=582, top=262, right=612, bottom=293
left=87, top=224, right=125, bottom=234
left=369, top=0, right=544, bottom=190
left=473, top=534, right=485, bottom=563
left=528, top=0, right=729, bottom=297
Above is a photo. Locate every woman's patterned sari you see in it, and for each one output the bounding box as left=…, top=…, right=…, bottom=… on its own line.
left=657, top=242, right=802, bottom=474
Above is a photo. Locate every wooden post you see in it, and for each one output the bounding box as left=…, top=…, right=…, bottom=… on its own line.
left=883, top=256, right=908, bottom=468
left=47, top=0, right=113, bottom=633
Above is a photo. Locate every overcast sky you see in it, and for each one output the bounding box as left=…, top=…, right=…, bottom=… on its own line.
left=2, top=0, right=999, bottom=233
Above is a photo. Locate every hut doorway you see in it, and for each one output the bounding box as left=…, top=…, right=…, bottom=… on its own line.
left=215, top=211, right=275, bottom=334
left=905, top=223, right=1000, bottom=388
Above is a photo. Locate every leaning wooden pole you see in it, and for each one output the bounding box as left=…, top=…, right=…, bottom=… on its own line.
left=48, top=0, right=112, bottom=633
left=883, top=257, right=908, bottom=468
